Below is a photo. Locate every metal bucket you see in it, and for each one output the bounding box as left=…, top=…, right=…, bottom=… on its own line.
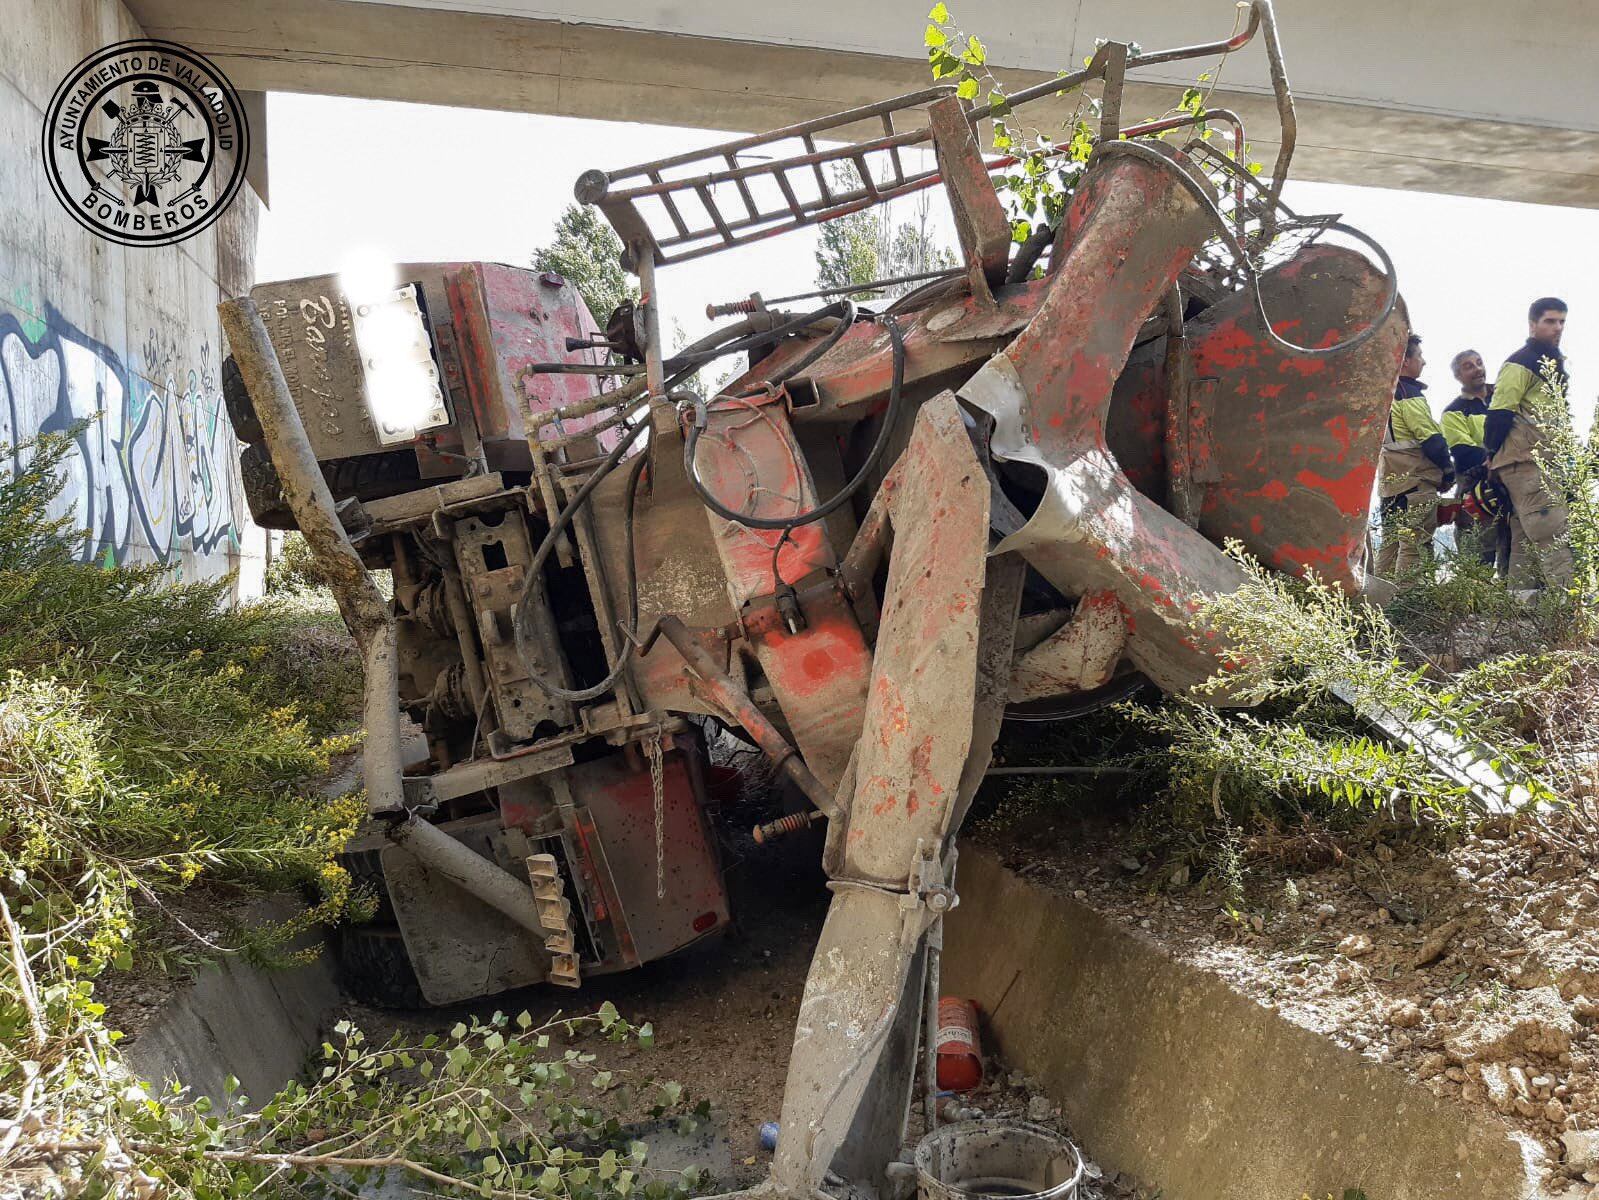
left=913, top=1121, right=1083, bottom=1200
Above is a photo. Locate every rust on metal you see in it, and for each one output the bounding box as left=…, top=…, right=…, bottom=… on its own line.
left=222, top=8, right=1403, bottom=1194
left=654, top=614, right=838, bottom=820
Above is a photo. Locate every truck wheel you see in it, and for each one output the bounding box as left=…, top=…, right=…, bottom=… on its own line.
left=340, top=847, right=395, bottom=923
left=238, top=443, right=424, bottom=530
left=239, top=443, right=296, bottom=529
left=221, top=354, right=264, bottom=444
left=337, top=926, right=428, bottom=1009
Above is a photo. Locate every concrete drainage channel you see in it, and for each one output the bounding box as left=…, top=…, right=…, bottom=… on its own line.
left=942, top=846, right=1548, bottom=1200
left=120, top=938, right=340, bottom=1108
left=113, top=846, right=1548, bottom=1200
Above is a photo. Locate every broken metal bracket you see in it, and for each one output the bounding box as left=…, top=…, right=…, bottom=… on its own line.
left=1329, top=679, right=1541, bottom=815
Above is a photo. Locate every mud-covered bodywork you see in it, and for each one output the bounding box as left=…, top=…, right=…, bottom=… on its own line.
left=221, top=0, right=1405, bottom=1190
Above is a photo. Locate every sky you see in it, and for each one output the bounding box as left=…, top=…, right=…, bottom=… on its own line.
left=257, top=92, right=1599, bottom=430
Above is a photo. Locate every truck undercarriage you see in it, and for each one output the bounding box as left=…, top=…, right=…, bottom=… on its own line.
left=218, top=3, right=1407, bottom=1193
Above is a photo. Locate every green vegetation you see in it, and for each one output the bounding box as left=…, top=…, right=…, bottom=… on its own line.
left=1530, top=357, right=1599, bottom=615
left=0, top=434, right=700, bottom=1198
left=532, top=204, right=640, bottom=326
left=0, top=430, right=364, bottom=958
left=1146, top=546, right=1558, bottom=819
left=813, top=165, right=955, bottom=298
left=989, top=530, right=1598, bottom=902
left=264, top=530, right=335, bottom=596
left=925, top=4, right=1252, bottom=244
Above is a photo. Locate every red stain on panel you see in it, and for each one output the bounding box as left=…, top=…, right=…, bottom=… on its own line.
left=1295, top=462, right=1375, bottom=517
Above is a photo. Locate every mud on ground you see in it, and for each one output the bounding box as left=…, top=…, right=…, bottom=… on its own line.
left=337, top=816, right=1151, bottom=1198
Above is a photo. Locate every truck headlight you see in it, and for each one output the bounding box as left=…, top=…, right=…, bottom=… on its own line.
left=350, top=282, right=450, bottom=446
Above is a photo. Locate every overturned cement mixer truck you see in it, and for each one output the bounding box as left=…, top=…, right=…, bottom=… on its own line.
left=217, top=2, right=1406, bottom=1194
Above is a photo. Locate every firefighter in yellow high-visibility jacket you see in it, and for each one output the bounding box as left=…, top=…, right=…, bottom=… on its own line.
left=1442, top=349, right=1509, bottom=572
left=1376, top=334, right=1453, bottom=579
left=1483, top=298, right=1574, bottom=592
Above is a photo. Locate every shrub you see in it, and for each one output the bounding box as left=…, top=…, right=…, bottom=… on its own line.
left=1, top=435, right=703, bottom=1199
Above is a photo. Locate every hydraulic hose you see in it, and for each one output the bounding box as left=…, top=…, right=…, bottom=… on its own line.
left=664, top=300, right=855, bottom=392
left=1091, top=140, right=1398, bottom=357
left=510, top=299, right=857, bottom=701
left=511, top=417, right=650, bottom=701
left=680, top=312, right=906, bottom=531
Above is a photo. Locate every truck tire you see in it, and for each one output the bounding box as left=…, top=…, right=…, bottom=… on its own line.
left=341, top=846, right=395, bottom=924
left=221, top=354, right=264, bottom=445
left=337, top=926, right=428, bottom=1009
left=238, top=443, right=424, bottom=531
left=239, top=443, right=296, bottom=528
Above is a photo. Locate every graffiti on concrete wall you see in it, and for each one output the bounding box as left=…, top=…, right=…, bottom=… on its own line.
left=0, top=303, right=243, bottom=571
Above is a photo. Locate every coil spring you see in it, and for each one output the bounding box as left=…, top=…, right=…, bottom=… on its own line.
left=752, top=809, right=824, bottom=845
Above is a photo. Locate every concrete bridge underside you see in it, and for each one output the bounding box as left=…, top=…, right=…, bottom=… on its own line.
left=127, top=0, right=1599, bottom=210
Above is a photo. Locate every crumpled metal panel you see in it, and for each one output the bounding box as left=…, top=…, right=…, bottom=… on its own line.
left=772, top=393, right=998, bottom=1196
left=838, top=393, right=992, bottom=884
left=1009, top=589, right=1126, bottom=702
left=1182, top=243, right=1409, bottom=588
left=959, top=147, right=1247, bottom=695
left=693, top=396, right=872, bottom=790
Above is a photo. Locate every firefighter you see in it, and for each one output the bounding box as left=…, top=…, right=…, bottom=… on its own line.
left=1376, top=334, right=1453, bottom=579
left=1441, top=349, right=1508, bottom=572
left=1483, top=298, right=1574, bottom=592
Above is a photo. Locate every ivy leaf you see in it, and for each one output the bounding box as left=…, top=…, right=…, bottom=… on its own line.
left=598, top=1000, right=620, bottom=1029
left=928, top=1, right=950, bottom=21
left=924, top=24, right=946, bottom=47
left=955, top=77, right=980, bottom=100
left=962, top=34, right=986, bottom=66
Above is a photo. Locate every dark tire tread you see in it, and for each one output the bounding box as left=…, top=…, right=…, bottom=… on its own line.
left=340, top=847, right=395, bottom=923
left=337, top=926, right=428, bottom=1009
left=221, top=354, right=264, bottom=444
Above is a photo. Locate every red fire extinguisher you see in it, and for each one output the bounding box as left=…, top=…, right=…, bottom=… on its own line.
left=935, top=997, right=983, bottom=1092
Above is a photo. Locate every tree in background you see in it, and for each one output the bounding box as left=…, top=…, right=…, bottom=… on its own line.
left=532, top=203, right=638, bottom=323
left=813, top=166, right=954, bottom=300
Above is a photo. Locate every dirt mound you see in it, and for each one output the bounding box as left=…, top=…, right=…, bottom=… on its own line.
left=981, top=804, right=1599, bottom=1191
